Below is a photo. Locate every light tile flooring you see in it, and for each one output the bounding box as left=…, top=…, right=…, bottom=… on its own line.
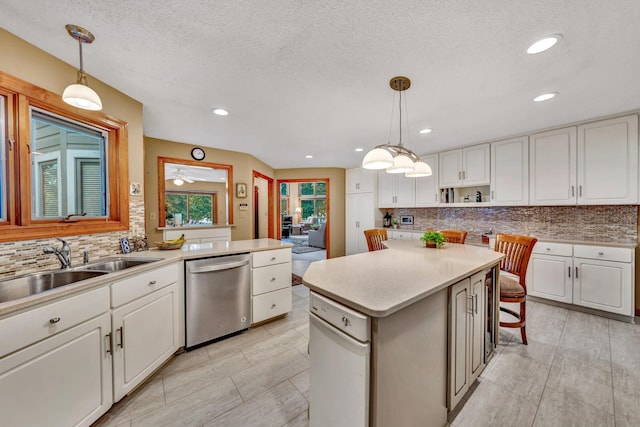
left=95, top=290, right=640, bottom=427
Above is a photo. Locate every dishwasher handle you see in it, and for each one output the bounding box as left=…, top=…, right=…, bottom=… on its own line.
left=189, top=260, right=249, bottom=274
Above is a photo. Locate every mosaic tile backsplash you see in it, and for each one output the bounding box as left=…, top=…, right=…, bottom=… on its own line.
left=0, top=199, right=146, bottom=278
left=384, top=205, right=639, bottom=246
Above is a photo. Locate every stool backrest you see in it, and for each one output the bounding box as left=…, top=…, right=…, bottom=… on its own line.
left=494, top=233, right=537, bottom=287
left=438, top=230, right=468, bottom=244
left=364, top=229, right=388, bottom=252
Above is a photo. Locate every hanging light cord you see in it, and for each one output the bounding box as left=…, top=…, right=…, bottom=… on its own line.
left=373, top=85, right=421, bottom=161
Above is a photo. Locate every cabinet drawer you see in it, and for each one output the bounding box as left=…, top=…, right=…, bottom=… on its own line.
left=532, top=242, right=572, bottom=256
left=252, top=263, right=291, bottom=296
left=111, top=263, right=179, bottom=308
left=252, top=287, right=292, bottom=324
left=573, top=245, right=632, bottom=263
left=252, top=248, right=291, bottom=268
left=0, top=286, right=110, bottom=358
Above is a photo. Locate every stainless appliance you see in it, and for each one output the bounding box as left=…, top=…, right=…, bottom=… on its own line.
left=185, top=253, right=251, bottom=349
left=309, top=291, right=370, bottom=427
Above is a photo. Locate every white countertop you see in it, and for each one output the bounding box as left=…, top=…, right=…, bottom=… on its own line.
left=303, top=239, right=504, bottom=318
left=0, top=238, right=291, bottom=317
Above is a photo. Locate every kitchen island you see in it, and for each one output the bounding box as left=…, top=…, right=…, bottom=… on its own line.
left=303, top=239, right=504, bottom=427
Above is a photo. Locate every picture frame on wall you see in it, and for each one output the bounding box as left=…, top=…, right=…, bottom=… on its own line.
left=236, top=183, right=247, bottom=198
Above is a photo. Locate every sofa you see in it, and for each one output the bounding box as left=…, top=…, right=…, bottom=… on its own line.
left=308, top=222, right=327, bottom=249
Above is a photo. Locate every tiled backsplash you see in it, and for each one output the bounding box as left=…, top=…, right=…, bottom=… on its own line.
left=384, top=205, right=639, bottom=246
left=0, top=199, right=146, bottom=278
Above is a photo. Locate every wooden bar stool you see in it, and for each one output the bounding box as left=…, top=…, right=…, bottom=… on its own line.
left=494, top=233, right=537, bottom=345
left=438, top=230, right=468, bottom=244
left=364, top=229, right=388, bottom=252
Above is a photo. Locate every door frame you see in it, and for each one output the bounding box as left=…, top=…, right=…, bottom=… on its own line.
left=252, top=170, right=274, bottom=239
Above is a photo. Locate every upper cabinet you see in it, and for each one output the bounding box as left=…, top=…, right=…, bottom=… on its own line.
left=346, top=168, right=377, bottom=194
left=530, top=115, right=638, bottom=206
left=490, top=137, right=529, bottom=205
left=415, top=154, right=440, bottom=207
left=439, top=144, right=490, bottom=188
left=378, top=172, right=415, bottom=208
left=577, top=115, right=638, bottom=205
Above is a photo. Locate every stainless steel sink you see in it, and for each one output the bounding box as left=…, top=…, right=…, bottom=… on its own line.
left=80, top=257, right=162, bottom=272
left=0, top=270, right=108, bottom=303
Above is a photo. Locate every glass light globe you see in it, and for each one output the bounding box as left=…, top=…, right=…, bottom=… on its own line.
left=362, top=148, right=394, bottom=169
left=405, top=161, right=433, bottom=177
left=62, top=83, right=103, bottom=111
left=386, top=155, right=414, bottom=174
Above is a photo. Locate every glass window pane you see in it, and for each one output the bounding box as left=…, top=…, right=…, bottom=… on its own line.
left=280, top=198, right=289, bottom=214
left=188, top=194, right=212, bottom=225
left=166, top=193, right=187, bottom=226
left=300, top=182, right=314, bottom=196
left=30, top=109, right=107, bottom=219
left=280, top=183, right=289, bottom=196
left=301, top=199, right=314, bottom=218
left=315, top=182, right=327, bottom=195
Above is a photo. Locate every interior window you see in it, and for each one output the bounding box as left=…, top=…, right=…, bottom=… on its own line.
left=166, top=191, right=216, bottom=226
left=30, top=109, right=107, bottom=219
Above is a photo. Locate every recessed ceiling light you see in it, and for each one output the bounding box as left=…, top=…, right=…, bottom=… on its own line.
left=355, top=148, right=364, bottom=152
left=305, top=155, right=313, bottom=159
left=527, top=35, right=562, bottom=54
left=419, top=128, right=432, bottom=134
left=533, top=92, right=558, bottom=102
left=211, top=108, right=228, bottom=116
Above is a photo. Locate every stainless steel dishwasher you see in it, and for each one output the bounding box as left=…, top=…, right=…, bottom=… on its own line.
left=185, top=253, right=251, bottom=349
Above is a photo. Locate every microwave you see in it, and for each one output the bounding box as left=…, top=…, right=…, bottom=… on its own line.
left=400, top=215, right=414, bottom=225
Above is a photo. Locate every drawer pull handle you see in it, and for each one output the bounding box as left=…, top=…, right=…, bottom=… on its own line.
left=49, top=317, right=61, bottom=324
left=105, top=332, right=112, bottom=355
left=270, top=257, right=276, bottom=261
left=546, top=248, right=551, bottom=251
left=598, top=252, right=604, bottom=256
left=270, top=277, right=276, bottom=282
left=149, top=280, right=157, bottom=285
left=271, top=303, right=277, bottom=309
left=117, top=327, right=124, bottom=349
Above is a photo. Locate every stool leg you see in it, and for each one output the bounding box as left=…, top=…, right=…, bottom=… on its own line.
left=520, top=300, right=527, bottom=345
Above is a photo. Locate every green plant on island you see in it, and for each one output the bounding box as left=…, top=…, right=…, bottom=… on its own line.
left=420, top=231, right=446, bottom=248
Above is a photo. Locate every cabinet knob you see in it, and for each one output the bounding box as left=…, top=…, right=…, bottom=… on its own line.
left=270, top=277, right=276, bottom=282
left=546, top=247, right=551, bottom=251
left=49, top=317, right=61, bottom=324
left=271, top=257, right=276, bottom=261
left=598, top=252, right=604, bottom=256
left=271, top=303, right=276, bottom=309
left=148, top=280, right=157, bottom=285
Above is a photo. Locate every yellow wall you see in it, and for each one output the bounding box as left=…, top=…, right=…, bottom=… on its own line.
left=275, top=169, right=346, bottom=259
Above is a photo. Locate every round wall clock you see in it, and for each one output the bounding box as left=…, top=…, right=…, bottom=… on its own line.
left=191, top=147, right=205, bottom=161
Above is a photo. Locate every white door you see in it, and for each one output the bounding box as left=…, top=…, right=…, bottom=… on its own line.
left=415, top=154, right=439, bottom=206
left=527, top=255, right=573, bottom=303
left=577, top=115, right=638, bottom=205
left=573, top=258, right=633, bottom=316
left=469, top=272, right=485, bottom=382
left=112, top=284, right=179, bottom=401
left=395, top=174, right=416, bottom=207
left=309, top=314, right=370, bottom=427
left=491, top=137, right=529, bottom=205
left=529, top=127, right=577, bottom=205
left=0, top=313, right=112, bottom=427
left=462, top=144, right=490, bottom=186
left=449, top=278, right=470, bottom=410
left=439, top=149, right=463, bottom=187
left=377, top=172, right=396, bottom=207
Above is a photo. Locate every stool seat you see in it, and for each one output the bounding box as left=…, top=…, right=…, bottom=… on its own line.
left=500, top=275, right=525, bottom=297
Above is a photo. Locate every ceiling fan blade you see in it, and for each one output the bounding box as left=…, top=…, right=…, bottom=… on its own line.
left=183, top=177, right=194, bottom=183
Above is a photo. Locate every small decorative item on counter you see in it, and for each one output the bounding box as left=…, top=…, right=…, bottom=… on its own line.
left=392, top=220, right=398, bottom=229
left=154, top=234, right=186, bottom=250
left=120, top=237, right=131, bottom=254
left=420, top=231, right=445, bottom=248
left=464, top=194, right=470, bottom=202
left=383, top=211, right=392, bottom=228
left=476, top=191, right=482, bottom=202
left=131, top=235, right=149, bottom=251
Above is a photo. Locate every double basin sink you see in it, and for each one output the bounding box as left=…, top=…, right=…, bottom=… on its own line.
left=0, top=257, right=162, bottom=303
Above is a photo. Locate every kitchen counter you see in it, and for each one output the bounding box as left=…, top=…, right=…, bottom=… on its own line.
left=0, top=238, right=291, bottom=318
left=303, top=239, right=504, bottom=317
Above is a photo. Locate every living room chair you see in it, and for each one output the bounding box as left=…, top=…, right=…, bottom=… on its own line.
left=494, top=233, right=537, bottom=345
left=439, top=230, right=468, bottom=244
left=364, top=229, right=388, bottom=252
left=308, top=222, right=327, bottom=249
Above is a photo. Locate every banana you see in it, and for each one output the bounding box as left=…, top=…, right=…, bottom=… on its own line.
left=158, top=234, right=185, bottom=246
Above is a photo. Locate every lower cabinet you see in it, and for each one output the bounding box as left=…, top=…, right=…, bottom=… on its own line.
left=252, top=249, right=292, bottom=324
left=0, top=312, right=113, bottom=427
left=449, top=271, right=485, bottom=410
left=111, top=282, right=180, bottom=401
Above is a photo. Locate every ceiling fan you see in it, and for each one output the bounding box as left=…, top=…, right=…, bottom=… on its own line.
left=170, top=168, right=194, bottom=186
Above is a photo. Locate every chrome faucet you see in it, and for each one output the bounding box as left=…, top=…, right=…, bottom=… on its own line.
left=43, top=238, right=72, bottom=269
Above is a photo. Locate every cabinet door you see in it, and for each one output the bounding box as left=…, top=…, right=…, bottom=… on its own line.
left=526, top=255, right=573, bottom=303
left=395, top=174, right=416, bottom=207
left=469, top=272, right=485, bottom=382
left=377, top=172, right=396, bottom=207
left=491, top=137, right=529, bottom=205
left=0, top=313, right=112, bottom=427
left=529, top=127, right=577, bottom=205
left=346, top=168, right=377, bottom=194
left=346, top=168, right=360, bottom=194
left=449, top=278, right=470, bottom=410
left=439, top=149, right=463, bottom=187
left=112, top=283, right=179, bottom=401
left=415, top=154, right=439, bottom=206
left=346, top=193, right=375, bottom=255
left=462, top=144, right=490, bottom=186
left=573, top=258, right=633, bottom=316
left=345, top=193, right=360, bottom=255
left=577, top=115, right=638, bottom=205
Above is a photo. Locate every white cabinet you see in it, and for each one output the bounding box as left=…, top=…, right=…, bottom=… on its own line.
left=346, top=192, right=375, bottom=255
left=530, top=115, right=638, bottom=206
left=577, top=115, right=638, bottom=205
left=378, top=172, right=415, bottom=207
left=0, top=289, right=112, bottom=427
left=526, top=243, right=634, bottom=316
left=449, top=271, right=485, bottom=410
left=490, top=137, right=529, bottom=205
left=346, top=167, right=377, bottom=194
left=415, top=153, right=440, bottom=207
left=439, top=144, right=490, bottom=188
left=111, top=263, right=181, bottom=401
left=252, top=248, right=292, bottom=324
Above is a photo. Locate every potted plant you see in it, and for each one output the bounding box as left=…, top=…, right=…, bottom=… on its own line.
left=392, top=220, right=399, bottom=229
left=420, top=231, right=446, bottom=248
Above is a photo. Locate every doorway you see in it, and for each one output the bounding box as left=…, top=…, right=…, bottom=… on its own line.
left=252, top=171, right=274, bottom=239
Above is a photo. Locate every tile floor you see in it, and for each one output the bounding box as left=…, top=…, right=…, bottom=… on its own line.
left=94, top=288, right=640, bottom=427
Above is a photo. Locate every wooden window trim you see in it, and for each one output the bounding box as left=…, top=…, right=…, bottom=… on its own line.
left=0, top=71, right=129, bottom=242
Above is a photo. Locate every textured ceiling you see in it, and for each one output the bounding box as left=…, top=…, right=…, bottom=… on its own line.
left=2, top=0, right=640, bottom=169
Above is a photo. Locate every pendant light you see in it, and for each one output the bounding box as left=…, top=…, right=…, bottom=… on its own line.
left=62, top=25, right=103, bottom=111
left=362, top=76, right=432, bottom=177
